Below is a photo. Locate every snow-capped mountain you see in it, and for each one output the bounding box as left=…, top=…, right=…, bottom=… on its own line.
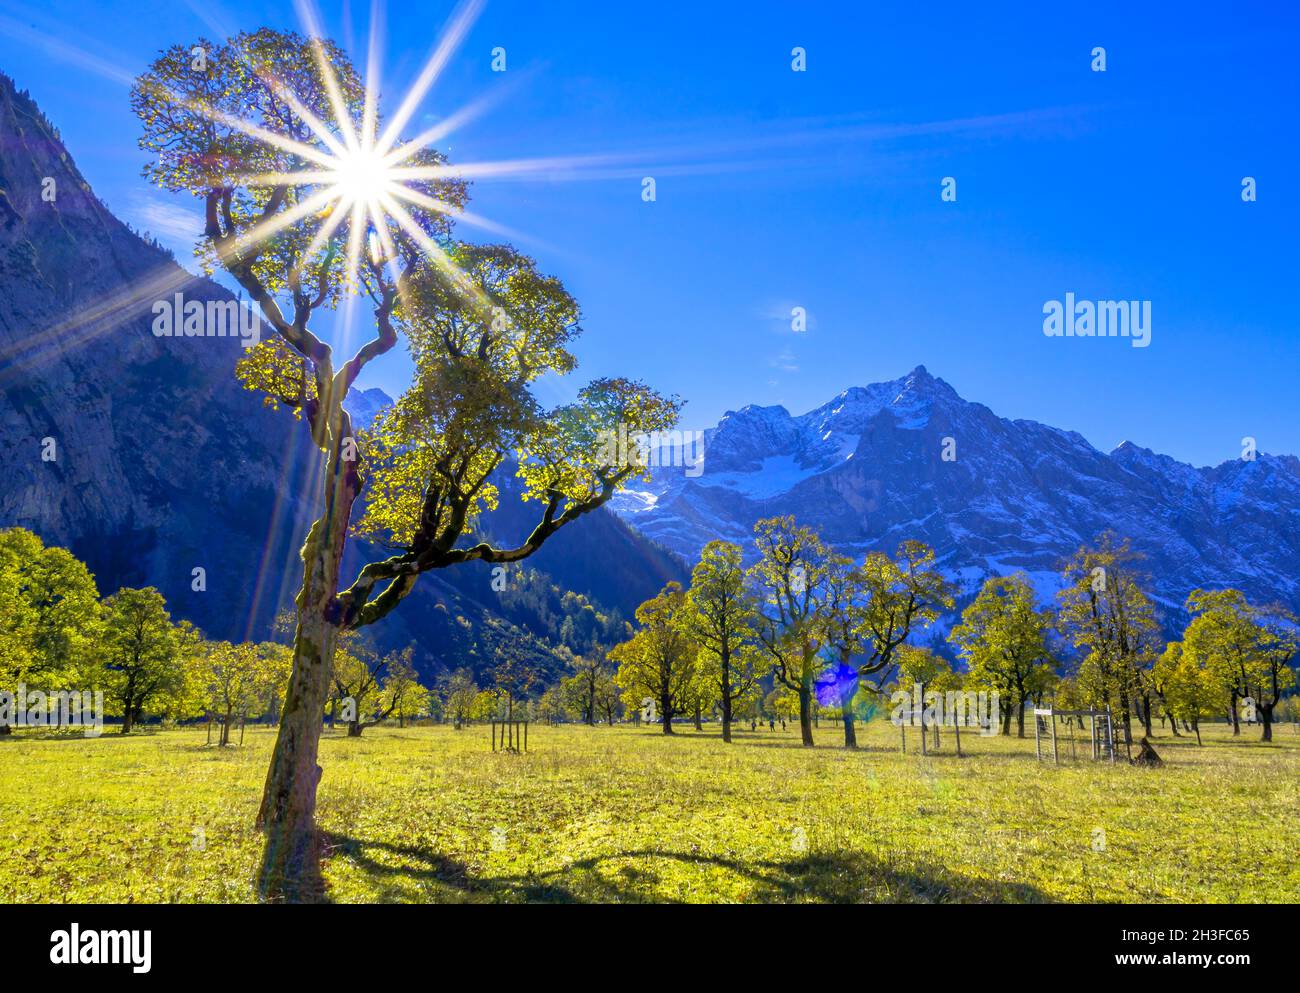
left=344, top=386, right=391, bottom=431
left=612, top=366, right=1300, bottom=622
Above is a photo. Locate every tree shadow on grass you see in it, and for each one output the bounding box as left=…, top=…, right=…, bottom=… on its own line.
left=319, top=832, right=1052, bottom=904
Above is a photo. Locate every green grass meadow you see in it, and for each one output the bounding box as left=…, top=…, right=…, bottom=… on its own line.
left=1, top=718, right=1296, bottom=903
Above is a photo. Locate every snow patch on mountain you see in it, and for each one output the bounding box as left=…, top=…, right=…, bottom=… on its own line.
left=610, top=365, right=1300, bottom=628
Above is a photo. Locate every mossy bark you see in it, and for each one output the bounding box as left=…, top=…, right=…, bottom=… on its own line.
left=255, top=427, right=358, bottom=902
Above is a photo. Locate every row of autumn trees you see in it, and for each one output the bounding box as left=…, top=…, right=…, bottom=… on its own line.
left=597, top=519, right=1298, bottom=749
left=0, top=527, right=620, bottom=740
left=0, top=527, right=435, bottom=740
left=0, top=526, right=287, bottom=737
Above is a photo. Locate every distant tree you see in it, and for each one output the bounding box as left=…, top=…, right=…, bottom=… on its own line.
left=1255, top=608, right=1298, bottom=741
left=749, top=517, right=835, bottom=747
left=332, top=637, right=409, bottom=736
left=0, top=528, right=101, bottom=720
left=200, top=641, right=267, bottom=746
left=818, top=553, right=867, bottom=747
left=439, top=669, right=478, bottom=729
left=380, top=648, right=424, bottom=728
left=594, top=672, right=622, bottom=725
left=824, top=541, right=953, bottom=748
left=560, top=647, right=607, bottom=725
left=101, top=587, right=184, bottom=734
left=1057, top=534, right=1161, bottom=756
left=1154, top=641, right=1222, bottom=745
left=1182, top=590, right=1297, bottom=741
left=764, top=685, right=801, bottom=727
left=892, top=645, right=962, bottom=746
left=133, top=28, right=681, bottom=899
left=894, top=645, right=959, bottom=692
left=684, top=540, right=764, bottom=743
left=470, top=689, right=499, bottom=722
left=610, top=583, right=697, bottom=735
left=536, top=685, right=571, bottom=724
left=256, top=642, right=294, bottom=726
left=682, top=666, right=714, bottom=731
left=854, top=542, right=954, bottom=689
left=154, top=624, right=208, bottom=727
left=950, top=573, right=1055, bottom=737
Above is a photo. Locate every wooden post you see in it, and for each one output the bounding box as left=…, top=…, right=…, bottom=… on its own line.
left=239, top=713, right=246, bottom=746
left=206, top=713, right=213, bottom=746
left=1035, top=712, right=1042, bottom=761
left=918, top=682, right=927, bottom=756
left=1050, top=713, right=1059, bottom=765
left=492, top=721, right=497, bottom=751
left=1108, top=708, right=1116, bottom=764
left=900, top=721, right=906, bottom=753
left=524, top=721, right=528, bottom=753
left=953, top=713, right=962, bottom=758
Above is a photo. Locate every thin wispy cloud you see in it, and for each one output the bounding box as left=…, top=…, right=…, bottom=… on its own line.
left=769, top=346, right=799, bottom=374
left=128, top=194, right=205, bottom=247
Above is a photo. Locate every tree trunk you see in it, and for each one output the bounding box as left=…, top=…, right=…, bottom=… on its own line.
left=1193, top=719, right=1202, bottom=746
left=1140, top=694, right=1153, bottom=736
left=220, top=707, right=233, bottom=747
left=1016, top=696, right=1026, bottom=738
left=798, top=682, right=814, bottom=747
left=255, top=415, right=362, bottom=902
left=660, top=691, right=673, bottom=734
left=120, top=675, right=137, bottom=735
left=347, top=721, right=362, bottom=737
left=1259, top=702, right=1274, bottom=742
left=256, top=604, right=337, bottom=902
left=720, top=663, right=733, bottom=744
left=1120, top=699, right=1133, bottom=760
left=693, top=702, right=702, bottom=732
left=841, top=695, right=857, bottom=749
left=1230, top=690, right=1241, bottom=735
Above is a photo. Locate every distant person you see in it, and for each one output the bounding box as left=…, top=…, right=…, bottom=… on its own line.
left=769, top=718, right=775, bottom=731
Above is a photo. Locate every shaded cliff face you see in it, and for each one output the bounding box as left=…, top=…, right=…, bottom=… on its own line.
left=612, top=366, right=1300, bottom=627
left=0, top=72, right=318, bottom=640
left=0, top=74, right=683, bottom=674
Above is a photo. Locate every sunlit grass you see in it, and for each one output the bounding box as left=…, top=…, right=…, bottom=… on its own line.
left=1, top=718, right=1296, bottom=903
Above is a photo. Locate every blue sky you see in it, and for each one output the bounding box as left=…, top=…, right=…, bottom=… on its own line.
left=1, top=0, right=1296, bottom=467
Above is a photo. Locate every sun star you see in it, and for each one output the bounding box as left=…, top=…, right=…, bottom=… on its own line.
left=328, top=145, right=394, bottom=208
